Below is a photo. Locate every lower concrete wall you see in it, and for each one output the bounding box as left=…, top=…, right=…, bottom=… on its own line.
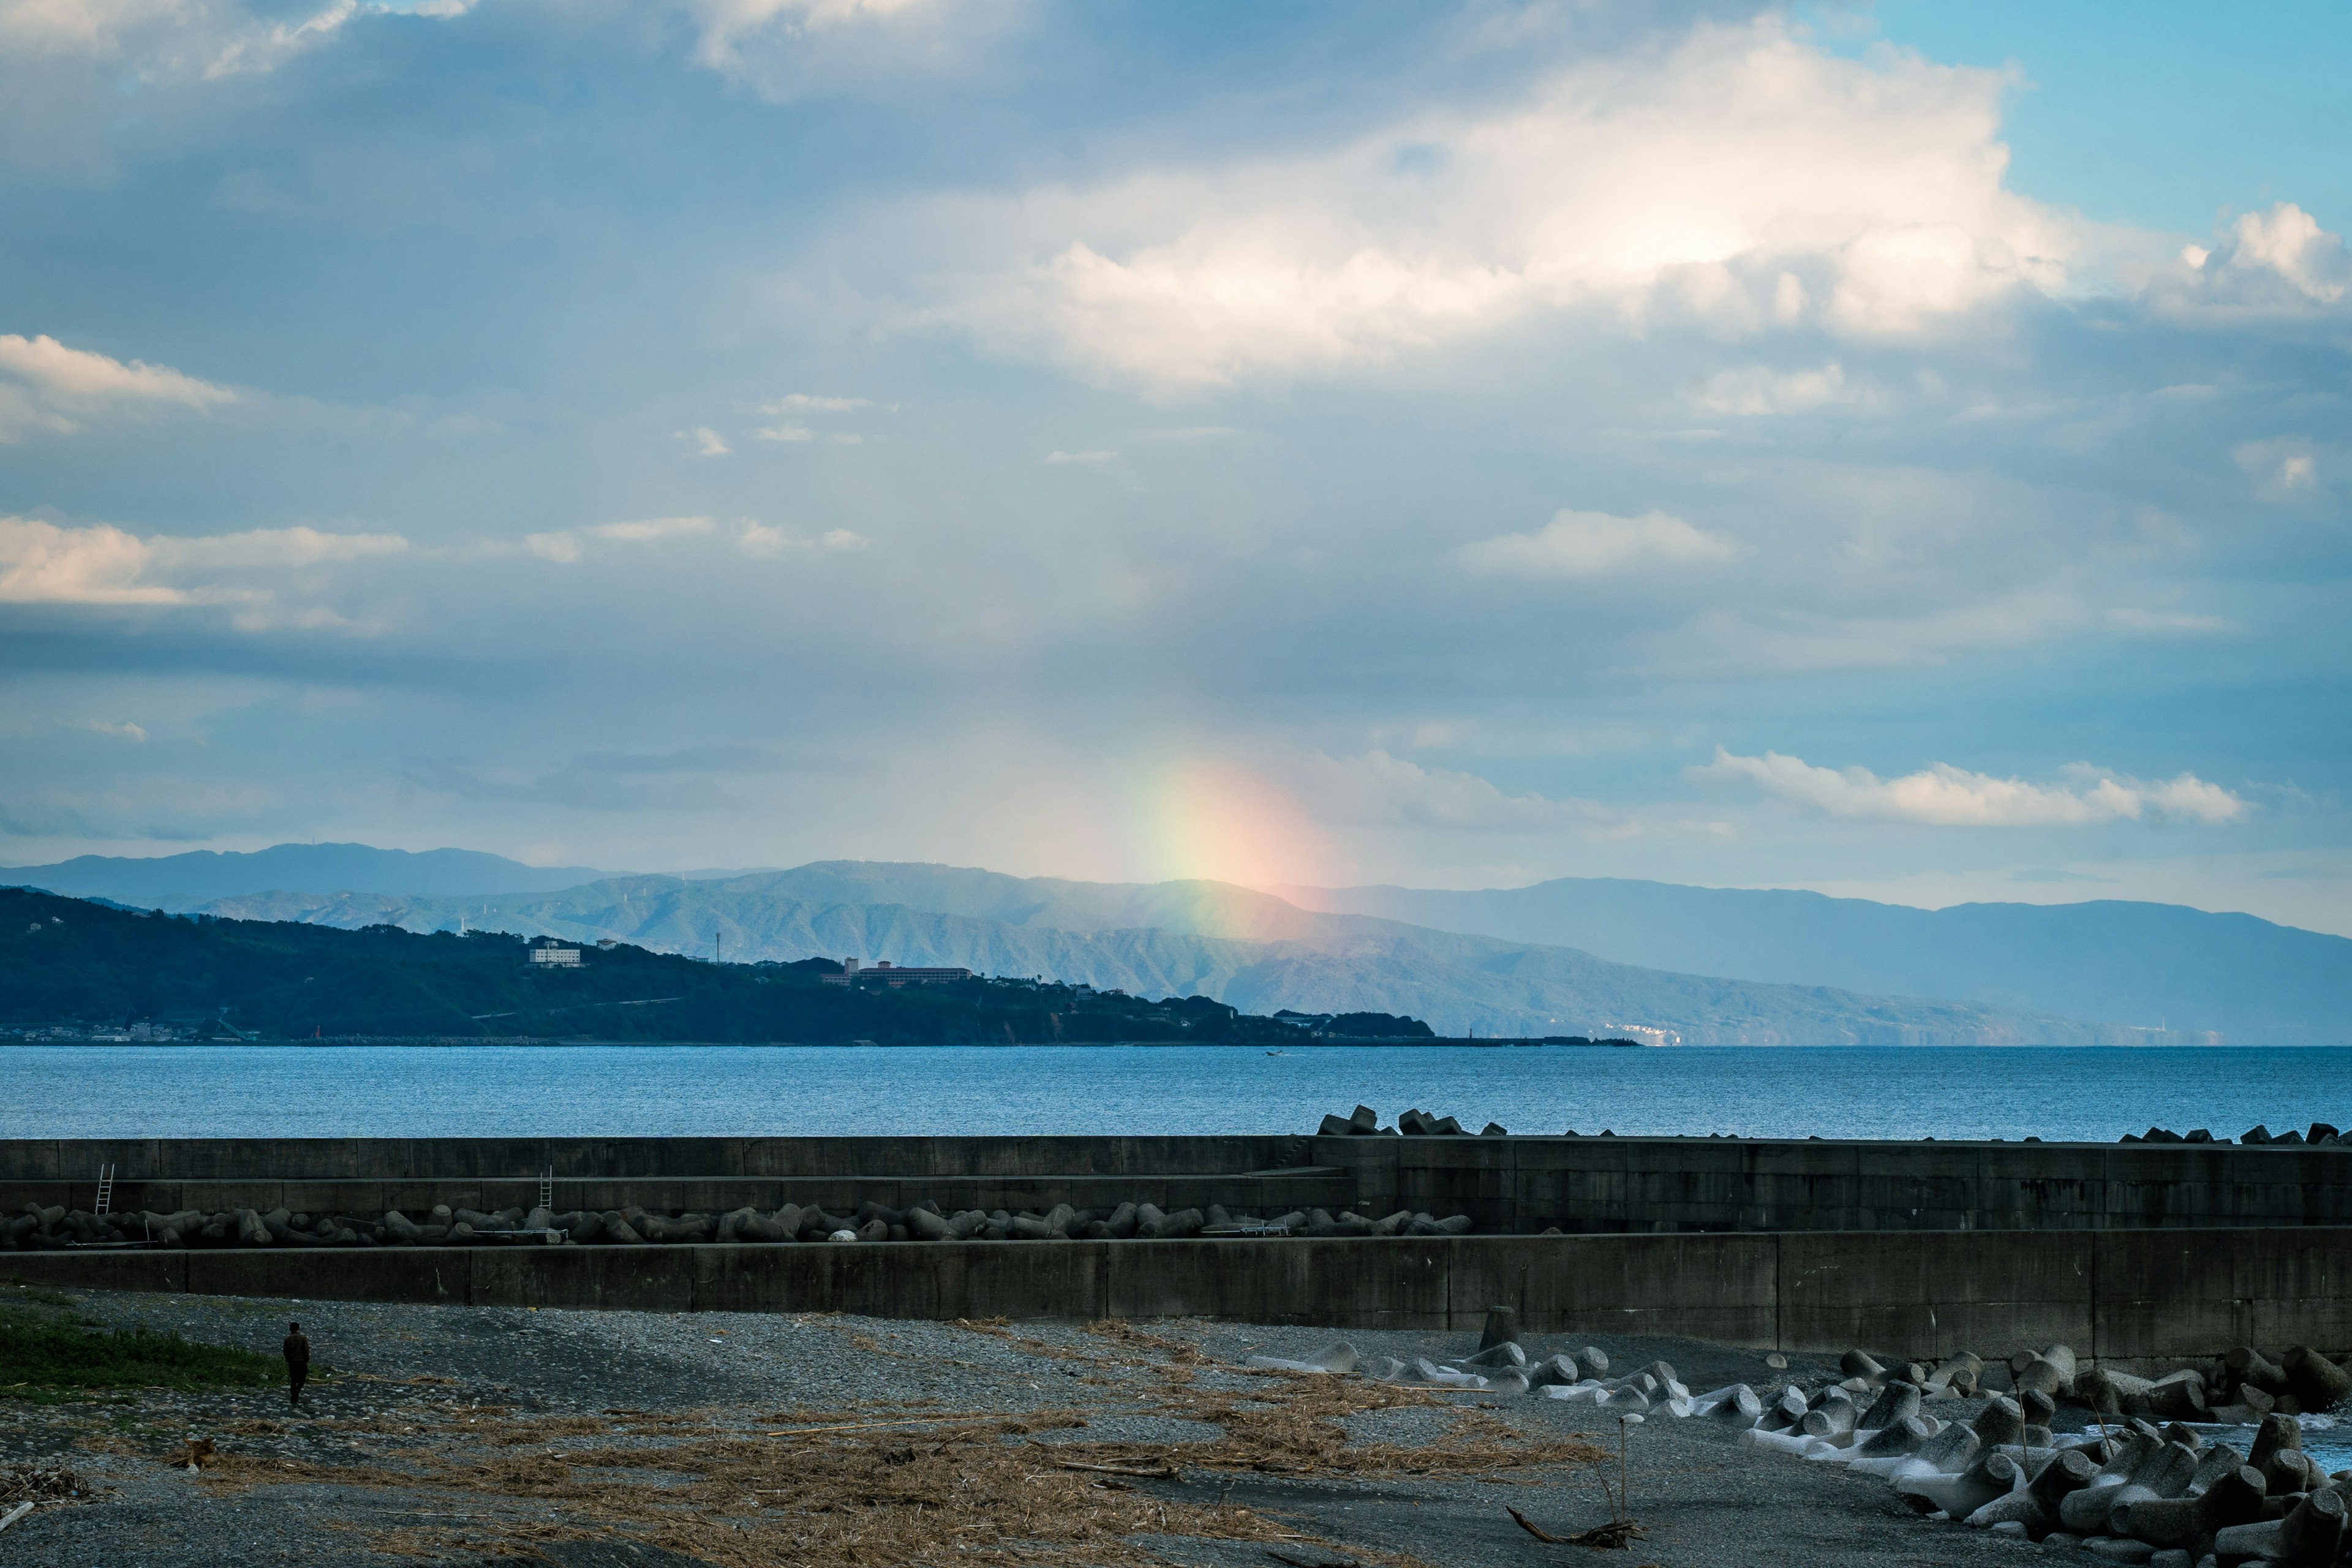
left=12, top=1227, right=2350, bottom=1364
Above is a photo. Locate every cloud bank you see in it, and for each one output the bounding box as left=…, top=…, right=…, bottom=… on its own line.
left=1696, top=748, right=2249, bottom=827
left=1461, top=508, right=1741, bottom=579
left=0, top=519, right=406, bottom=626
left=0, top=334, right=233, bottom=440
left=949, top=19, right=2093, bottom=388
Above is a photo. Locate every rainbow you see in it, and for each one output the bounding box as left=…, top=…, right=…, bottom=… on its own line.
left=1140, top=758, right=1348, bottom=890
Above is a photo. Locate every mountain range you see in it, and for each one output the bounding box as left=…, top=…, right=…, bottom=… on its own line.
left=8, top=846, right=2343, bottom=1044
left=1283, top=878, right=2350, bottom=1046
left=0, top=843, right=609, bottom=906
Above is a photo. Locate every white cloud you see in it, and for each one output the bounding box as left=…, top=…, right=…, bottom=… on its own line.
left=1693, top=362, right=1855, bottom=417
left=202, top=0, right=361, bottom=78
left=589, top=515, right=715, bottom=543
left=1044, top=449, right=1114, bottom=464
left=0, top=517, right=404, bottom=608
left=677, top=426, right=730, bottom=457
left=67, top=717, right=146, bottom=741
left=2166, top=203, right=2351, bottom=314
left=688, top=0, right=922, bottom=67
left=0, top=333, right=233, bottom=439
left=0, top=0, right=472, bottom=78
left=526, top=516, right=718, bottom=562
left=949, top=18, right=2086, bottom=387
left=1694, top=747, right=2249, bottom=827
left=0, top=520, right=171, bottom=604
left=153, top=525, right=406, bottom=575
left=0, top=334, right=228, bottom=405
left=1291, top=750, right=1610, bottom=832
left=681, top=0, right=991, bottom=105
left=2234, top=438, right=2322, bottom=501
left=755, top=395, right=874, bottom=445
left=735, top=520, right=871, bottom=556
left=1460, top=508, right=1740, bottom=579
left=760, top=393, right=871, bottom=413
left=0, top=0, right=184, bottom=58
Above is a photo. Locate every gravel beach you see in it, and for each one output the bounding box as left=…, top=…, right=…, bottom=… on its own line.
left=0, top=1280, right=2040, bottom=1567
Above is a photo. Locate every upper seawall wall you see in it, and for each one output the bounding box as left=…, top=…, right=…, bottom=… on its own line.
left=0, top=1136, right=1309, bottom=1184
left=1322, top=1136, right=2352, bottom=1233
left=7, top=1135, right=2351, bottom=1234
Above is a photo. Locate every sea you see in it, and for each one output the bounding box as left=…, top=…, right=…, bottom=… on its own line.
left=2, top=1043, right=2346, bottom=1142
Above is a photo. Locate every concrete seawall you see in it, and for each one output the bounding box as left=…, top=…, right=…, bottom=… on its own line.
left=8, top=1134, right=2351, bottom=1234
left=8, top=1227, right=2348, bottom=1366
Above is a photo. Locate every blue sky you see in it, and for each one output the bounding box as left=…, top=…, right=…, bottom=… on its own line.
left=1856, top=2, right=2352, bottom=234
left=0, top=0, right=2345, bottom=934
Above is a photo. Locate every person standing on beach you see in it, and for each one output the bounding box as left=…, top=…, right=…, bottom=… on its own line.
left=284, top=1322, right=310, bottom=1409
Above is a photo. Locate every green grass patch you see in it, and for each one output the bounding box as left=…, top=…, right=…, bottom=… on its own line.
left=3, top=1281, right=80, bottom=1308
left=0, top=1306, right=281, bottom=1401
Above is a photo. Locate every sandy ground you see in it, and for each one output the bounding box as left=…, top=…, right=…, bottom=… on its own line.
left=0, top=1283, right=2041, bottom=1568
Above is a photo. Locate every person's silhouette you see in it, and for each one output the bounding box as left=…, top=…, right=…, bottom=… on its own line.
left=283, top=1322, right=311, bottom=1409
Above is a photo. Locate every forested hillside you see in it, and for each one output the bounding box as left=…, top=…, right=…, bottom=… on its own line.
left=0, top=888, right=1384, bottom=1044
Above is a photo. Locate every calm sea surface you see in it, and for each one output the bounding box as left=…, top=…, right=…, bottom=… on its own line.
left=1, top=1044, right=2345, bottom=1142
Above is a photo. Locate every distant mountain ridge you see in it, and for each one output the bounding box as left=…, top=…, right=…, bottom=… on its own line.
left=197, top=865, right=2176, bottom=1045
left=1, top=843, right=611, bottom=907
left=35, top=845, right=2340, bottom=1042
left=1280, top=876, right=2352, bottom=1045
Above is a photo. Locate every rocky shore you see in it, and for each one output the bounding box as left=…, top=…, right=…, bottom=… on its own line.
left=1300, top=1309, right=2352, bottom=1566
left=1, top=1283, right=2054, bottom=1568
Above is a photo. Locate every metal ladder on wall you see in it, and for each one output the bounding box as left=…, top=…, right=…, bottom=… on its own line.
left=538, top=1166, right=554, bottom=1213
left=93, top=1164, right=115, bottom=1216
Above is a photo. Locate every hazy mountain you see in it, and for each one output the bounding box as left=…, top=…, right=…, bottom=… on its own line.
left=197, top=867, right=2169, bottom=1044
left=1, top=843, right=611, bottom=909
left=1279, top=877, right=2351, bottom=1045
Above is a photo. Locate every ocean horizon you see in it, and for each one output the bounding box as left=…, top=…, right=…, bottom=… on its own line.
left=4, top=1042, right=2345, bottom=1144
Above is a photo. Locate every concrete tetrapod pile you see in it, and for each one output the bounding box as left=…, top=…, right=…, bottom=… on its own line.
left=3, top=1197, right=1477, bottom=1250
left=1234, top=1311, right=2352, bottom=1568
left=2124, top=1123, right=2351, bottom=1147
left=1740, top=1344, right=2352, bottom=1566
left=1317, top=1104, right=1512, bottom=1137
left=1243, top=1305, right=1765, bottom=1420
left=1310, top=1105, right=2352, bottom=1145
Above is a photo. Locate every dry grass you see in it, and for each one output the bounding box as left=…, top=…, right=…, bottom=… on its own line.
left=165, top=1322, right=1605, bottom=1568
left=1, top=1464, right=95, bottom=1507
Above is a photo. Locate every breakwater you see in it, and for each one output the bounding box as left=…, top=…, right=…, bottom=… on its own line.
left=8, top=1136, right=2351, bottom=1362
left=8, top=1133, right=2352, bottom=1234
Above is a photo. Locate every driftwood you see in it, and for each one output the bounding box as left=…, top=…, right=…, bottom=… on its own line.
left=1506, top=1505, right=1562, bottom=1543
left=1566, top=1520, right=1647, bottom=1549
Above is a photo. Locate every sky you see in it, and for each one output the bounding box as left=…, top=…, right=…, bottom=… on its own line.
left=0, top=0, right=2346, bottom=935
